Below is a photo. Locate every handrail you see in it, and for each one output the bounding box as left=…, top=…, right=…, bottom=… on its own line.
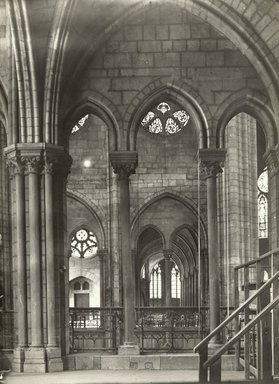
left=203, top=294, right=279, bottom=369
left=234, top=247, right=279, bottom=270
left=193, top=270, right=279, bottom=353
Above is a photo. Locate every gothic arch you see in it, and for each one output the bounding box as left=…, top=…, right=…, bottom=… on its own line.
left=214, top=89, right=277, bottom=149
left=132, top=224, right=166, bottom=250
left=62, top=95, right=121, bottom=151
left=63, top=0, right=279, bottom=131
left=131, top=190, right=208, bottom=248
left=67, top=189, right=106, bottom=249
left=44, top=0, right=76, bottom=144
left=126, top=79, right=210, bottom=150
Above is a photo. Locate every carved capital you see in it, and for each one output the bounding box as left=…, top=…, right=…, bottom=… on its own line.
left=25, top=156, right=42, bottom=174
left=110, top=151, right=138, bottom=180
left=44, top=145, right=72, bottom=177
left=264, top=146, right=279, bottom=177
left=199, top=149, right=226, bottom=179
left=6, top=156, right=25, bottom=177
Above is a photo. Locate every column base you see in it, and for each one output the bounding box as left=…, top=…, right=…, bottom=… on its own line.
left=118, top=342, right=140, bottom=355
left=24, top=347, right=46, bottom=373
left=13, top=348, right=26, bottom=372
left=46, top=347, right=63, bottom=372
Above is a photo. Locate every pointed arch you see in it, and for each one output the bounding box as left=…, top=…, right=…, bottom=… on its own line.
left=64, top=0, right=279, bottom=132
left=214, top=89, right=277, bottom=150
left=126, top=79, right=210, bottom=150
left=67, top=189, right=106, bottom=249
left=44, top=0, right=76, bottom=144
left=62, top=95, right=121, bottom=151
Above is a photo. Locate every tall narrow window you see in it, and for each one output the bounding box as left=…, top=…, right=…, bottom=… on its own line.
left=171, top=263, right=181, bottom=299
left=150, top=263, right=162, bottom=299
left=258, top=168, right=268, bottom=238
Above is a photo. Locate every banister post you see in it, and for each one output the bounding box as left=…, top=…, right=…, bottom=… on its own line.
left=258, top=259, right=272, bottom=382
left=199, top=344, right=208, bottom=383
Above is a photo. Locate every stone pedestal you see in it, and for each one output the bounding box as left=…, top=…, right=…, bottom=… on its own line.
left=12, top=348, right=25, bottom=373
left=24, top=348, right=46, bottom=373
left=46, top=347, right=63, bottom=372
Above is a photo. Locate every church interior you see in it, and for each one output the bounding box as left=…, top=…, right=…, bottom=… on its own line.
left=1, top=0, right=279, bottom=382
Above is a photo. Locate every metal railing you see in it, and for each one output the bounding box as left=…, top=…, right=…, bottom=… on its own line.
left=69, top=307, right=123, bottom=353
left=194, top=248, right=279, bottom=383
left=135, top=306, right=208, bottom=353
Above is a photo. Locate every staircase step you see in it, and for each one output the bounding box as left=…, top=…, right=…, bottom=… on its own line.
left=6, top=369, right=247, bottom=384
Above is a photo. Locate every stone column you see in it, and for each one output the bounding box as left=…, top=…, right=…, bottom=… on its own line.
left=27, top=157, right=43, bottom=347
left=44, top=160, right=56, bottom=347
left=24, top=155, right=46, bottom=372
left=98, top=249, right=108, bottom=307
left=110, top=151, right=139, bottom=354
left=6, top=155, right=27, bottom=372
left=163, top=250, right=172, bottom=306
left=199, top=149, right=226, bottom=346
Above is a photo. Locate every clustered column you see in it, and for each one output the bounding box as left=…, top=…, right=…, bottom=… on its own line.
left=199, top=149, right=226, bottom=346
left=110, top=151, right=139, bottom=354
left=7, top=156, right=27, bottom=371
left=5, top=144, right=70, bottom=372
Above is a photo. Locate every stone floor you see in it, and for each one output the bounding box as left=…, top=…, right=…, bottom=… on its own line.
left=3, top=369, right=248, bottom=384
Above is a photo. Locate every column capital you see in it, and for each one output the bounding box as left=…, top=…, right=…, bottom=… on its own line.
left=6, top=156, right=25, bottom=176
left=199, top=148, right=226, bottom=179
left=4, top=143, right=72, bottom=176
left=110, top=151, right=138, bottom=180
left=44, top=145, right=72, bottom=176
left=264, top=146, right=279, bottom=176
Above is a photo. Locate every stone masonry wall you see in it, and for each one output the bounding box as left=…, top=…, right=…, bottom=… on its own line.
left=74, top=3, right=265, bottom=123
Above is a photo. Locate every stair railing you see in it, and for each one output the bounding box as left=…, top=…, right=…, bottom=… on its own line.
left=194, top=248, right=279, bottom=383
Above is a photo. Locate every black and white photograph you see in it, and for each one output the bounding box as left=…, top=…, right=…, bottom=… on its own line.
left=0, top=0, right=279, bottom=383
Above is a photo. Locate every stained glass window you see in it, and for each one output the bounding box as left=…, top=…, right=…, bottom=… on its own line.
left=258, top=168, right=268, bottom=238
left=171, top=263, right=181, bottom=299
left=150, top=263, right=162, bottom=299
left=141, top=102, right=189, bottom=136
left=71, top=114, right=89, bottom=134
left=71, top=228, right=98, bottom=258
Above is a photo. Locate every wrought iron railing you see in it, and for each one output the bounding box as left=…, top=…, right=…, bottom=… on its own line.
left=135, top=306, right=208, bottom=353
left=69, top=307, right=123, bottom=353
left=0, top=310, right=14, bottom=350
left=69, top=306, right=235, bottom=354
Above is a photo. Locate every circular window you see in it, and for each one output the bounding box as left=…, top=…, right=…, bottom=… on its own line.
left=71, top=228, right=98, bottom=258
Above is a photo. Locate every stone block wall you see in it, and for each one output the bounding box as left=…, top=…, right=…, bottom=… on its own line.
left=73, top=3, right=264, bottom=122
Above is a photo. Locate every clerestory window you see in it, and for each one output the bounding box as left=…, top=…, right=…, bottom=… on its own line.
left=141, top=101, right=189, bottom=136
